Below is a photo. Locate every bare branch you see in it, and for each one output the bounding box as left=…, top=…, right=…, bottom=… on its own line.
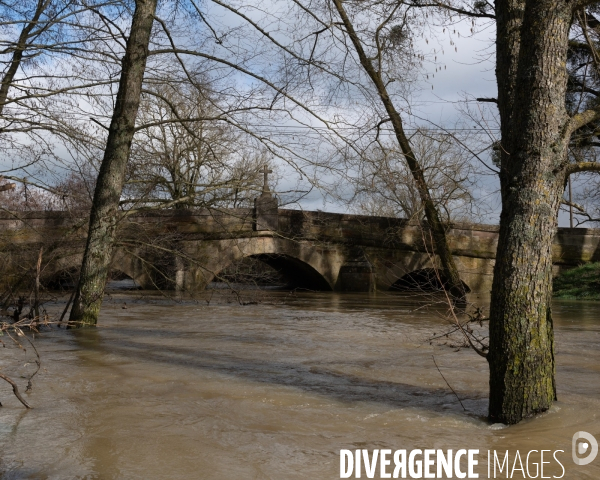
left=565, top=161, right=600, bottom=175
left=0, top=372, right=32, bottom=409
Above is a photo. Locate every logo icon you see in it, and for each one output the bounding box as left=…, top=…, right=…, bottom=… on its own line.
left=572, top=431, right=598, bottom=466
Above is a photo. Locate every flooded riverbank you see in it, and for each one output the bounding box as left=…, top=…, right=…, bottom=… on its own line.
left=0, top=292, right=598, bottom=479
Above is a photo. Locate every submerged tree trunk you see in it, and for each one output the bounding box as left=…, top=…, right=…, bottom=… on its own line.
left=489, top=0, right=574, bottom=423
left=69, top=0, right=158, bottom=327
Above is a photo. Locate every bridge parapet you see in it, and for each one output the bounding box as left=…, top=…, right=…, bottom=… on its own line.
left=2, top=209, right=600, bottom=260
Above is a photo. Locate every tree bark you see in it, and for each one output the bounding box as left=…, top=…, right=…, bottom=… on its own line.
left=489, top=0, right=572, bottom=424
left=69, top=0, right=158, bottom=327
left=495, top=0, right=524, bottom=141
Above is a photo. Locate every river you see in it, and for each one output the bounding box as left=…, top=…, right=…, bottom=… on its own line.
left=0, top=291, right=598, bottom=479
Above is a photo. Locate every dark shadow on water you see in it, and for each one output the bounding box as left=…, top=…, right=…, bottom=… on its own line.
left=0, top=410, right=44, bottom=479
left=68, top=326, right=489, bottom=422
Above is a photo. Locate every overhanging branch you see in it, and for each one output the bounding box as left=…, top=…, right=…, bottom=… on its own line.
left=566, top=161, right=600, bottom=175
left=564, top=107, right=600, bottom=139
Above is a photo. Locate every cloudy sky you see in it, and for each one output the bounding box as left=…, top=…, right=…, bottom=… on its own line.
left=0, top=1, right=585, bottom=227
left=272, top=8, right=504, bottom=224
left=273, top=6, right=580, bottom=228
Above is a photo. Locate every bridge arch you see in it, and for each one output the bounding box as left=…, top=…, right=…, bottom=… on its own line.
left=111, top=247, right=162, bottom=290
left=42, top=249, right=155, bottom=291
left=217, top=253, right=332, bottom=290
left=369, top=251, right=473, bottom=293
left=195, top=236, right=342, bottom=291
left=389, top=267, right=471, bottom=293
left=40, top=252, right=82, bottom=291
left=43, top=266, right=79, bottom=290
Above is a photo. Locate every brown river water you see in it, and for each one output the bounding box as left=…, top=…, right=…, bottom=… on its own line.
left=0, top=291, right=599, bottom=479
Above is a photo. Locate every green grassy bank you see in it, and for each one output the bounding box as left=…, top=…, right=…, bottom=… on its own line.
left=554, top=262, right=600, bottom=300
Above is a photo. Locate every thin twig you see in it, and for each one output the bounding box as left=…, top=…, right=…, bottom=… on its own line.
left=58, top=290, right=76, bottom=326
left=20, top=333, right=41, bottom=392
left=421, top=228, right=488, bottom=358
left=432, top=355, right=466, bottom=411
left=34, top=247, right=43, bottom=323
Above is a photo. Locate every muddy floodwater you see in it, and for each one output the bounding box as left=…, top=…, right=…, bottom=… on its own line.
left=0, top=292, right=599, bottom=479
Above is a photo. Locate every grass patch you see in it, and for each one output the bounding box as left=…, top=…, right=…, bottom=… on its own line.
left=554, top=262, right=600, bottom=300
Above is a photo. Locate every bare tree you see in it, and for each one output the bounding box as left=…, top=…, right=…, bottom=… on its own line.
left=287, top=0, right=468, bottom=300
left=353, top=132, right=476, bottom=222
left=69, top=0, right=159, bottom=327
left=0, top=0, right=135, bottom=208
left=125, top=80, right=267, bottom=210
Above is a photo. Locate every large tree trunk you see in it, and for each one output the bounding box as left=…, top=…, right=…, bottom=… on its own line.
left=69, top=0, right=158, bottom=327
left=489, top=0, right=572, bottom=424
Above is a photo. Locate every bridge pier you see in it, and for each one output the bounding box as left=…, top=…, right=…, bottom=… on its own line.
left=336, top=249, right=375, bottom=292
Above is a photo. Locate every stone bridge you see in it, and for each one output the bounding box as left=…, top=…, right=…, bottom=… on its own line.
left=1, top=194, right=600, bottom=294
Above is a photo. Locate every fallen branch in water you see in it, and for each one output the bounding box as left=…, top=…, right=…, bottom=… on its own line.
left=0, top=315, right=49, bottom=409
left=0, top=372, right=32, bottom=409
